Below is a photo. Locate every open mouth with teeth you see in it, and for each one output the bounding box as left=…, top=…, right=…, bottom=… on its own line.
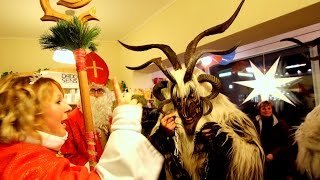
left=180, top=109, right=203, bottom=134
left=174, top=94, right=203, bottom=134
left=184, top=117, right=195, bottom=124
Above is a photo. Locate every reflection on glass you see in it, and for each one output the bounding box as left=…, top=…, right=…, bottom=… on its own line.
left=209, top=45, right=314, bottom=127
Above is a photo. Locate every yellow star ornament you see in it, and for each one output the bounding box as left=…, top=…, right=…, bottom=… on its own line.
left=233, top=57, right=301, bottom=105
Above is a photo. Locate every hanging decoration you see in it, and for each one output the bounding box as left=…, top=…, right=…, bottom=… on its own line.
left=233, top=57, right=301, bottom=105
left=219, top=50, right=236, bottom=65
left=199, top=51, right=235, bottom=68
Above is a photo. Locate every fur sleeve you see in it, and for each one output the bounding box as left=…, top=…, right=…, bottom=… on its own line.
left=149, top=127, right=191, bottom=180
left=194, top=122, right=232, bottom=179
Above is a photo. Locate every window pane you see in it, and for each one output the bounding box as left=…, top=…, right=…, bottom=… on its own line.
left=209, top=46, right=314, bottom=126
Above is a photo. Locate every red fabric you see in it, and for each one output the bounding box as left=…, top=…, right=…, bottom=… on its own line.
left=60, top=108, right=103, bottom=166
left=74, top=49, right=87, bottom=71
left=0, top=142, right=100, bottom=179
left=85, top=52, right=109, bottom=86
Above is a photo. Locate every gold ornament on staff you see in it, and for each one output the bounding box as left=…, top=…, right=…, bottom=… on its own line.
left=39, top=0, right=100, bottom=171
left=40, top=0, right=98, bottom=23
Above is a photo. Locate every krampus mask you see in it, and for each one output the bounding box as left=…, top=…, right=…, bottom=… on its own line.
left=119, top=0, right=245, bottom=135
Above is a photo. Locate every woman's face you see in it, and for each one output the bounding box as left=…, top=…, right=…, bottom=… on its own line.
left=41, top=84, right=71, bottom=137
left=260, top=104, right=273, bottom=117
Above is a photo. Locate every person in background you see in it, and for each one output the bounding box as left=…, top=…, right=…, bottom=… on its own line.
left=60, top=51, right=115, bottom=166
left=253, top=100, right=294, bottom=180
left=0, top=74, right=163, bottom=179
left=295, top=104, right=320, bottom=180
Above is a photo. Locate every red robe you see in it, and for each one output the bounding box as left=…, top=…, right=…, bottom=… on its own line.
left=0, top=142, right=99, bottom=179
left=60, top=108, right=103, bottom=166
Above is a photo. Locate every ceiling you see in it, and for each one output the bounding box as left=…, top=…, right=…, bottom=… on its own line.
left=1, top=1, right=319, bottom=45
left=0, top=0, right=175, bottom=41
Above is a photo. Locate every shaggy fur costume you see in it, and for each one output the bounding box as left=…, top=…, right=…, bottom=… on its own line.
left=149, top=68, right=264, bottom=180
left=295, top=105, right=320, bottom=179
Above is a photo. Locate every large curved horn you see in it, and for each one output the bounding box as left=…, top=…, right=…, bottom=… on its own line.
left=197, top=74, right=221, bottom=100
left=118, top=41, right=182, bottom=70
left=126, top=57, right=176, bottom=84
left=201, top=97, right=213, bottom=116
left=281, top=37, right=320, bottom=48
left=184, top=45, right=238, bottom=82
left=152, top=81, right=168, bottom=101
left=280, top=38, right=308, bottom=48
left=195, top=44, right=239, bottom=58
left=184, top=0, right=245, bottom=66
left=157, top=99, right=172, bottom=115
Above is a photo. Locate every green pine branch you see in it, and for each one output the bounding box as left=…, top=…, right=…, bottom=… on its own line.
left=39, top=16, right=100, bottom=51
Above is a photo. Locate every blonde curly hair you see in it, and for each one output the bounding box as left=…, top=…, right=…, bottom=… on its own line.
left=0, top=74, right=64, bottom=144
left=0, top=75, right=39, bottom=143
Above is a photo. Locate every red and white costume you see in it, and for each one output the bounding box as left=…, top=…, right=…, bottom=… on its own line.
left=61, top=107, right=104, bottom=165
left=0, top=105, right=164, bottom=179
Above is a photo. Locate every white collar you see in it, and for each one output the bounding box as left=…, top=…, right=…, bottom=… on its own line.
left=25, top=131, right=68, bottom=151
left=255, top=115, right=279, bottom=134
left=255, top=115, right=278, bottom=125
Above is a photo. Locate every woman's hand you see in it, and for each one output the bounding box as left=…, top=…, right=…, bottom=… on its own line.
left=160, top=113, right=176, bottom=136
left=110, top=77, right=143, bottom=133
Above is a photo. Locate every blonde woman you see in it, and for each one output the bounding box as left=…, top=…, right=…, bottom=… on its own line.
left=0, top=74, right=163, bottom=179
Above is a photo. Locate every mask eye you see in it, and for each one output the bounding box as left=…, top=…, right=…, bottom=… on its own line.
left=172, top=97, right=182, bottom=109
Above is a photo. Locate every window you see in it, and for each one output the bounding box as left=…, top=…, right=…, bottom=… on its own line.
left=209, top=45, right=315, bottom=126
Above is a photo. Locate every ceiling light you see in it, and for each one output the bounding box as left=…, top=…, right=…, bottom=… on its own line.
left=219, top=72, right=232, bottom=77
left=285, top=63, right=306, bottom=69
left=53, top=49, right=75, bottom=64
left=238, top=72, right=254, bottom=77
left=200, top=56, right=212, bottom=67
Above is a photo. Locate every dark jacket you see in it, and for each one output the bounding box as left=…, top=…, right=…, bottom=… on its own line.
left=254, top=115, right=295, bottom=180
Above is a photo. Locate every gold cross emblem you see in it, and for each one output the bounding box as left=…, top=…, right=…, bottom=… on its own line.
left=87, top=61, right=104, bottom=78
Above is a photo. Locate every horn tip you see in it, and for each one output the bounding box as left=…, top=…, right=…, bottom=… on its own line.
left=125, top=66, right=134, bottom=70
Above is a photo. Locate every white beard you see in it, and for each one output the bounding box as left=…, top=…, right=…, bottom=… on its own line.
left=79, top=92, right=114, bottom=131
left=90, top=95, right=113, bottom=130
